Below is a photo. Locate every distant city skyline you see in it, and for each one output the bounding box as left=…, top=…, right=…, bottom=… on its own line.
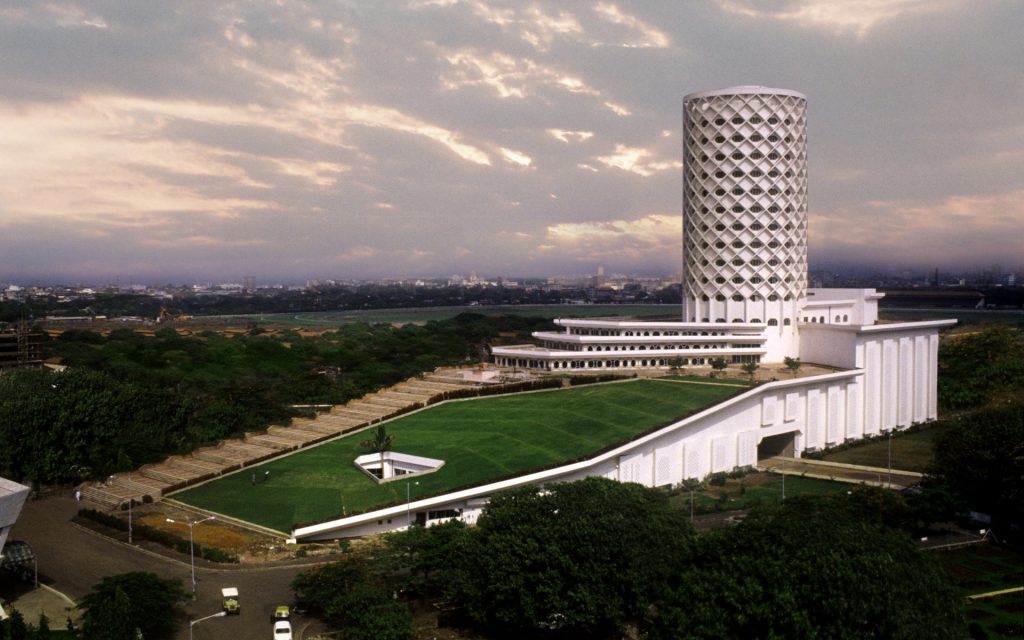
left=1, top=1, right=1021, bottom=283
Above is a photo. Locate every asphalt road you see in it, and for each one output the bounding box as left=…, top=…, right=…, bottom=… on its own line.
left=11, top=495, right=326, bottom=640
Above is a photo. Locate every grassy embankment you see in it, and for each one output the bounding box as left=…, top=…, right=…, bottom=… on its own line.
left=175, top=379, right=742, bottom=532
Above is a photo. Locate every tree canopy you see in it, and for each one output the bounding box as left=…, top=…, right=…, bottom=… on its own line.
left=922, top=401, right=1024, bottom=532
left=78, top=572, right=186, bottom=640
left=938, top=326, right=1024, bottom=409
left=444, top=477, right=693, bottom=635
left=291, top=555, right=412, bottom=640
left=651, top=494, right=965, bottom=640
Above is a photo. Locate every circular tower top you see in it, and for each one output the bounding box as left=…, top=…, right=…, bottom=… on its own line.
left=684, top=86, right=807, bottom=102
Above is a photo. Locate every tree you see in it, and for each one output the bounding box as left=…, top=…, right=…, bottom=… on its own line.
left=78, top=572, right=186, bottom=640
left=922, top=402, right=1024, bottom=533
left=650, top=495, right=964, bottom=640
left=379, top=520, right=468, bottom=595
left=783, top=356, right=801, bottom=375
left=937, top=326, right=1024, bottom=409
left=291, top=555, right=412, bottom=640
left=444, top=477, right=693, bottom=636
left=740, top=361, right=759, bottom=381
left=667, top=356, right=686, bottom=373
left=360, top=425, right=394, bottom=480
left=710, top=357, right=728, bottom=378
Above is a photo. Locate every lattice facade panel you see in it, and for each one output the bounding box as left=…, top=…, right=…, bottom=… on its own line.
left=681, top=87, right=808, bottom=333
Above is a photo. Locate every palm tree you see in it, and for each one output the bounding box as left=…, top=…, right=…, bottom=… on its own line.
left=361, top=425, right=394, bottom=480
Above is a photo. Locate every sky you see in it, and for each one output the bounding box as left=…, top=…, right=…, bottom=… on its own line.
left=1, top=0, right=1022, bottom=285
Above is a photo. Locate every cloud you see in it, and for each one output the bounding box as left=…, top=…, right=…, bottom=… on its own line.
left=500, top=148, right=532, bottom=166
left=547, top=129, right=594, bottom=143
left=595, top=145, right=682, bottom=176
left=543, top=213, right=681, bottom=261
left=593, top=3, right=670, bottom=47
left=717, top=0, right=953, bottom=37
left=811, top=189, right=1024, bottom=268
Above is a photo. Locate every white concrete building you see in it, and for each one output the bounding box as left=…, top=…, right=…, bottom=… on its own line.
left=293, top=87, right=955, bottom=541
left=0, top=477, right=30, bottom=557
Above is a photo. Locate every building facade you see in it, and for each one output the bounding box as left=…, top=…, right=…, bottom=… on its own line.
left=293, top=87, right=955, bottom=540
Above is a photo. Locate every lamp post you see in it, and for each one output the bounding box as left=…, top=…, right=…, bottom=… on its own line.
left=887, top=431, right=893, bottom=489
left=406, top=480, right=420, bottom=526
left=689, top=485, right=695, bottom=523
left=127, top=472, right=133, bottom=545
left=189, top=611, right=226, bottom=640
left=780, top=460, right=786, bottom=501
left=166, top=515, right=215, bottom=596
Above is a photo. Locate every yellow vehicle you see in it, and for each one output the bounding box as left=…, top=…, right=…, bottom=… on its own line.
left=221, top=587, right=240, bottom=614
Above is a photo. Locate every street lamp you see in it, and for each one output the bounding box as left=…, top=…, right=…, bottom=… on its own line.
left=189, top=611, right=226, bottom=640
left=406, top=480, right=420, bottom=526
left=166, top=515, right=215, bottom=595
left=887, top=431, right=893, bottom=489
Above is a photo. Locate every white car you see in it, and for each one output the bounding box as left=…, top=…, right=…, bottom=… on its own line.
left=273, top=620, right=292, bottom=640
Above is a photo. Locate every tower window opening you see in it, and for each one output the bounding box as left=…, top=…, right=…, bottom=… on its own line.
left=768, top=319, right=778, bottom=326
left=783, top=319, right=791, bottom=326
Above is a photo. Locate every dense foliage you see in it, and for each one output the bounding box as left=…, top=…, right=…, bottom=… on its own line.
left=0, top=610, right=52, bottom=640
left=77, top=572, right=186, bottom=640
left=444, top=478, right=692, bottom=635
left=291, top=555, right=412, bottom=640
left=920, top=400, right=1024, bottom=533
left=938, top=326, right=1024, bottom=409
left=0, top=313, right=549, bottom=483
left=311, top=480, right=965, bottom=639
left=652, top=494, right=964, bottom=640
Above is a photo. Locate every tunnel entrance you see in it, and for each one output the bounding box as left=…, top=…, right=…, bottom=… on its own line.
left=758, top=431, right=796, bottom=460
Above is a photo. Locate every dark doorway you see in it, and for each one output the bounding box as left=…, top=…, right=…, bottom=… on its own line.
left=758, top=432, right=796, bottom=460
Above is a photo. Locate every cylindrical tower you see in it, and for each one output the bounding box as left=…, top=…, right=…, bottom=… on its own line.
left=681, top=86, right=808, bottom=360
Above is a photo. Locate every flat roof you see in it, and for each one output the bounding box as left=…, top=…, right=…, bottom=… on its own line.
left=684, top=86, right=806, bottom=101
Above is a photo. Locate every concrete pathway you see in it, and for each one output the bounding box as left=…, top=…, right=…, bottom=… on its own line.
left=758, top=456, right=923, bottom=489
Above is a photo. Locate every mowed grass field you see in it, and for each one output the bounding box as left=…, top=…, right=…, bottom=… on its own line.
left=818, top=422, right=954, bottom=472
left=174, top=379, right=742, bottom=532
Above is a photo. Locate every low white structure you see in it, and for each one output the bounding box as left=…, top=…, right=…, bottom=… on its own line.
left=354, top=451, right=445, bottom=482
left=291, top=87, right=955, bottom=540
left=0, top=477, right=30, bottom=557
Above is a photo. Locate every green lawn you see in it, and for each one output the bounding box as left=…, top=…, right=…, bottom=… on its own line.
left=661, top=375, right=756, bottom=387
left=174, top=379, right=742, bottom=532
left=816, top=422, right=954, bottom=473
left=217, top=304, right=679, bottom=327
left=937, top=544, right=1024, bottom=638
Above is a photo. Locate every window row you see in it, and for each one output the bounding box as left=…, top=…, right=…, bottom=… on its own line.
left=699, top=151, right=795, bottom=162
left=699, top=239, right=795, bottom=250
left=700, top=133, right=793, bottom=145
left=700, top=116, right=794, bottom=127
left=697, top=221, right=794, bottom=233
left=698, top=257, right=789, bottom=267
left=697, top=293, right=795, bottom=302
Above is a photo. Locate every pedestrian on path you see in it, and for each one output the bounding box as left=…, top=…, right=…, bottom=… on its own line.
left=75, top=490, right=81, bottom=502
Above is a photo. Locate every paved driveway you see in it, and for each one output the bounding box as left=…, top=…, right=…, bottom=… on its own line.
left=10, top=495, right=326, bottom=640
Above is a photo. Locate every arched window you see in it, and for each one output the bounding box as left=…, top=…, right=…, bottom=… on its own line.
left=767, top=319, right=778, bottom=326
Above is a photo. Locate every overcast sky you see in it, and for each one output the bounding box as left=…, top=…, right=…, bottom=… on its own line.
left=1, top=0, right=1021, bottom=284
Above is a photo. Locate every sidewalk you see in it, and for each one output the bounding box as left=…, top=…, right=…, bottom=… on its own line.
left=0, top=579, right=81, bottom=630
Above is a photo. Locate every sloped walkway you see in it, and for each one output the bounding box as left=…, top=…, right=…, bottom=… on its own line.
left=80, top=367, right=502, bottom=509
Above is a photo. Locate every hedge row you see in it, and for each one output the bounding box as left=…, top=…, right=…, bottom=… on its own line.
left=77, top=508, right=239, bottom=563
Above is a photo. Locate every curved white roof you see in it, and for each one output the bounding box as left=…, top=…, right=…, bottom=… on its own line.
left=684, top=86, right=806, bottom=102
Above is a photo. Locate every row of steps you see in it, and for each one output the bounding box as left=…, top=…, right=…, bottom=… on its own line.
left=80, top=367, right=505, bottom=510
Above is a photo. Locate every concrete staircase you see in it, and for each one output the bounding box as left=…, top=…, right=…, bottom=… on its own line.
left=81, top=367, right=504, bottom=509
